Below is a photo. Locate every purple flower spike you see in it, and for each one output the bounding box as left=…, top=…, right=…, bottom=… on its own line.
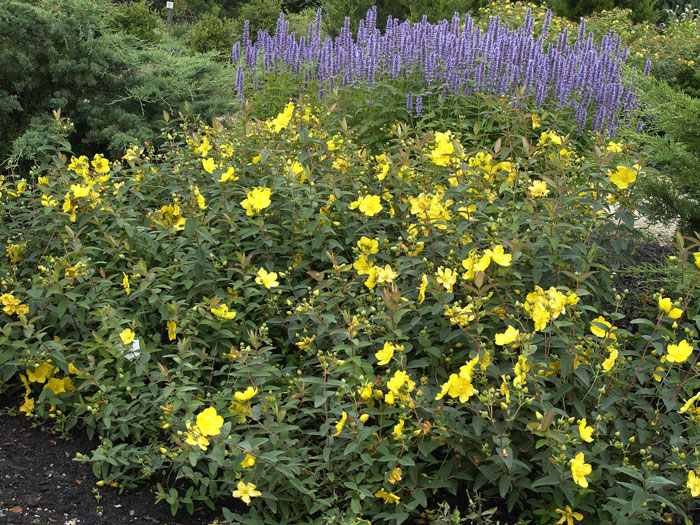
left=229, top=5, right=642, bottom=136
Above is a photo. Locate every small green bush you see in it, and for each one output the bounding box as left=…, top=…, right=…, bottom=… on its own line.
left=234, top=0, right=283, bottom=40
left=624, top=74, right=700, bottom=234
left=187, top=10, right=236, bottom=57
left=282, top=0, right=320, bottom=13
left=321, top=0, right=488, bottom=38
left=108, top=0, right=163, bottom=43
left=550, top=0, right=659, bottom=22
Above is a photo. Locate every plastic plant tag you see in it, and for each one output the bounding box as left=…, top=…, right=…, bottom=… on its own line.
left=124, top=338, right=141, bottom=360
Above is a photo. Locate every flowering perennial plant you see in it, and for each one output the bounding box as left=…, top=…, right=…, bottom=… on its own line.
left=233, top=5, right=644, bottom=135
left=1, top=97, right=699, bottom=524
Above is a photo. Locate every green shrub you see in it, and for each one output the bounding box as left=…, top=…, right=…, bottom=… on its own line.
left=282, top=0, right=320, bottom=13
left=2, top=89, right=699, bottom=523
left=623, top=74, right=700, bottom=234
left=187, top=10, right=236, bottom=57
left=0, top=0, right=240, bottom=169
left=181, top=0, right=239, bottom=18
left=321, top=0, right=487, bottom=38
left=550, top=0, right=659, bottom=22
left=108, top=0, right=163, bottom=43
left=285, top=7, right=318, bottom=37
left=234, top=0, right=283, bottom=40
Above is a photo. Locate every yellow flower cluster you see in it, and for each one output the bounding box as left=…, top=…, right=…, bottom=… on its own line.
left=19, top=361, right=78, bottom=416
left=522, top=286, right=578, bottom=331
left=1, top=292, right=29, bottom=316
left=185, top=406, right=223, bottom=451
left=436, top=356, right=482, bottom=403
left=241, top=187, right=272, bottom=217
left=151, top=201, right=186, bottom=231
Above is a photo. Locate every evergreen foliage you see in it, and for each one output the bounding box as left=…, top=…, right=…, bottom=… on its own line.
left=0, top=0, right=239, bottom=168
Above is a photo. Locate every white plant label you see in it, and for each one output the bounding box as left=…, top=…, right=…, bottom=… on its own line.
left=125, top=338, right=141, bottom=360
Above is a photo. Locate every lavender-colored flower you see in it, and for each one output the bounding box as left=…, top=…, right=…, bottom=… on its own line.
left=229, top=6, right=641, bottom=136
left=415, top=95, right=423, bottom=116
left=406, top=91, right=413, bottom=112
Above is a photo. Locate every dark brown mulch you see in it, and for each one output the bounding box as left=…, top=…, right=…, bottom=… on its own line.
left=0, top=393, right=222, bottom=525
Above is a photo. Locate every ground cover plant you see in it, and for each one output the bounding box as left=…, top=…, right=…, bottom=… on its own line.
left=2, top=3, right=700, bottom=525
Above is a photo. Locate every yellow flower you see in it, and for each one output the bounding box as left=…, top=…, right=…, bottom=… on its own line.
left=44, top=376, right=74, bottom=395
left=241, top=454, right=256, bottom=468
left=211, top=304, right=237, bottom=320
left=601, top=348, right=618, bottom=372
left=1, top=293, right=29, bottom=316
left=268, top=102, right=294, bottom=132
left=167, top=320, right=177, bottom=341
left=529, top=180, right=549, bottom=198
left=196, top=407, right=223, bottom=436
left=418, top=274, right=428, bottom=303
left=495, top=325, right=519, bottom=346
left=688, top=471, right=700, bottom=497
left=578, top=419, right=594, bottom=443
left=349, top=195, right=383, bottom=216
left=359, top=413, right=369, bottom=423
left=202, top=157, right=216, bottom=174
left=392, top=419, right=405, bottom=440
left=608, top=165, right=637, bottom=189
left=555, top=505, right=583, bottom=525
left=375, top=264, right=397, bottom=284
left=333, top=411, right=347, bottom=436
left=388, top=466, right=402, bottom=484
left=679, top=392, right=700, bottom=414
left=295, top=335, right=315, bottom=351
left=241, top=187, right=272, bottom=216
left=41, top=194, right=58, bottom=207
left=485, top=245, right=512, bottom=267
left=185, top=420, right=210, bottom=450
left=232, top=481, right=262, bottom=505
left=435, top=373, right=475, bottom=403
left=19, top=396, right=34, bottom=416
left=68, top=155, right=89, bottom=176
left=513, top=354, right=530, bottom=387
left=387, top=370, right=415, bottom=395
left=694, top=252, right=700, bottom=269
left=531, top=114, right=541, bottom=129
left=26, top=362, right=56, bottom=384
left=359, top=384, right=373, bottom=400
left=570, top=452, right=592, bottom=488
left=357, top=236, right=379, bottom=255
left=219, top=167, right=238, bottom=183
left=606, top=141, right=623, bottom=154
left=375, top=489, right=400, bottom=504
left=436, top=267, right=457, bottom=293
left=91, top=154, right=110, bottom=174
left=666, top=339, right=693, bottom=363
left=234, top=386, right=258, bottom=402
left=658, top=296, right=682, bottom=319
left=375, top=342, right=395, bottom=366
left=590, top=316, right=617, bottom=340
left=119, top=328, right=135, bottom=345
left=193, top=185, right=206, bottom=210
left=255, top=268, right=279, bottom=289
left=122, top=273, right=130, bottom=295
